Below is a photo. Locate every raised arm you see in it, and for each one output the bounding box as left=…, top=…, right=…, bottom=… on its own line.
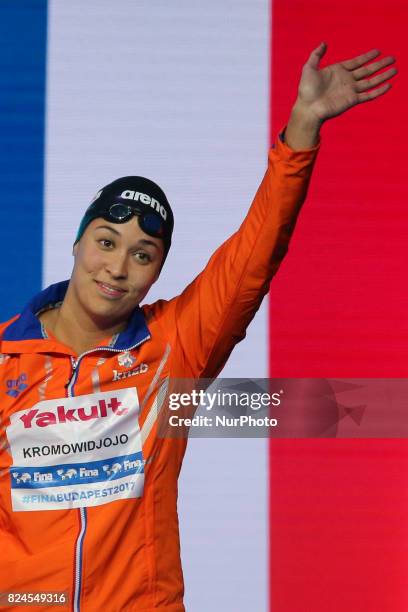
left=156, top=44, right=397, bottom=379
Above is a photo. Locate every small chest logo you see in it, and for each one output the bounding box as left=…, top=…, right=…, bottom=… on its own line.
left=117, top=351, right=136, bottom=368
left=112, top=363, right=148, bottom=382
left=6, top=373, right=28, bottom=398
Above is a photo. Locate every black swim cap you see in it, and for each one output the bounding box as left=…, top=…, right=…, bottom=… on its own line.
left=75, top=176, right=174, bottom=265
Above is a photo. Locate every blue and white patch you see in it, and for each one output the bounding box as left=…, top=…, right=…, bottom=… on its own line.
left=7, top=387, right=144, bottom=511
left=117, top=351, right=136, bottom=368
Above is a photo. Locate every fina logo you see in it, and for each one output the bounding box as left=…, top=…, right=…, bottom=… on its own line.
left=57, top=468, right=78, bottom=480
left=12, top=472, right=31, bottom=484
left=120, top=189, right=167, bottom=221
left=103, top=462, right=122, bottom=476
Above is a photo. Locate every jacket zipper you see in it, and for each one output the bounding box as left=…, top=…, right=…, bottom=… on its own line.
left=73, top=508, right=87, bottom=612
left=69, top=335, right=150, bottom=612
left=68, top=357, right=84, bottom=612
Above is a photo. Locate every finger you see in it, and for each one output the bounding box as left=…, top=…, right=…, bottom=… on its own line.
left=355, top=66, right=398, bottom=92
left=341, top=48, right=381, bottom=71
left=357, top=82, right=392, bottom=103
left=353, top=55, right=396, bottom=80
left=305, top=41, right=327, bottom=70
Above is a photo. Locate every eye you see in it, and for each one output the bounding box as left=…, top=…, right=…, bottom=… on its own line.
left=98, top=238, right=114, bottom=249
left=133, top=251, right=152, bottom=264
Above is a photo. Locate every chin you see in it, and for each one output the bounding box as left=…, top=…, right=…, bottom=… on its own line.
left=92, top=298, right=139, bottom=323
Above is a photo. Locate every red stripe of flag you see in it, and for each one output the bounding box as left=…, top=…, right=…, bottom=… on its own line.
left=269, top=1, right=408, bottom=609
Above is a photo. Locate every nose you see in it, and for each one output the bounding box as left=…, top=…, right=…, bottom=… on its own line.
left=105, top=250, right=128, bottom=279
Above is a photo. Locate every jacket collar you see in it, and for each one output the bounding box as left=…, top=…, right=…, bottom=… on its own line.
left=2, top=280, right=151, bottom=350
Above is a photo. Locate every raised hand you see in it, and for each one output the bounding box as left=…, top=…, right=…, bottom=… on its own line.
left=285, top=43, right=397, bottom=150
left=297, top=43, right=397, bottom=121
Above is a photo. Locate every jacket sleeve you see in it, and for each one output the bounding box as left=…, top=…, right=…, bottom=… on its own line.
left=169, top=131, right=320, bottom=378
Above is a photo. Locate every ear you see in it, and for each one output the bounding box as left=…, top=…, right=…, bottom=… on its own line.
left=72, top=242, right=79, bottom=257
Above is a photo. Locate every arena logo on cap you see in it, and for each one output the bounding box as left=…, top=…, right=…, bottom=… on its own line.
left=120, top=190, right=167, bottom=221
left=91, top=189, right=103, bottom=204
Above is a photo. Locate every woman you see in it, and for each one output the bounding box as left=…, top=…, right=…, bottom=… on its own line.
left=0, top=43, right=396, bottom=611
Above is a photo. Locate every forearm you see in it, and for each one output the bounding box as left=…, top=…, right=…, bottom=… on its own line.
left=284, top=101, right=323, bottom=150
left=173, top=134, right=319, bottom=378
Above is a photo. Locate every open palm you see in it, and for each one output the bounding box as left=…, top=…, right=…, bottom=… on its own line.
left=298, top=43, right=397, bottom=122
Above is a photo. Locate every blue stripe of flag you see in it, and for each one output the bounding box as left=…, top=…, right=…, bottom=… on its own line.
left=0, top=0, right=47, bottom=322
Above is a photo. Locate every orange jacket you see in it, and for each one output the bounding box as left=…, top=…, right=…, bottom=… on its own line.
left=0, top=134, right=319, bottom=611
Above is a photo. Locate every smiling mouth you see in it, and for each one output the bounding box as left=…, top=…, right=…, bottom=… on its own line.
left=95, top=281, right=128, bottom=298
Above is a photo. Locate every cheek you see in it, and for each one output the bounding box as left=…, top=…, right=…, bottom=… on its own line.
left=76, top=247, right=105, bottom=275
left=127, top=269, right=156, bottom=296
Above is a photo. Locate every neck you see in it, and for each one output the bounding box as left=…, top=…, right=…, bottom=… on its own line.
left=42, top=284, right=128, bottom=356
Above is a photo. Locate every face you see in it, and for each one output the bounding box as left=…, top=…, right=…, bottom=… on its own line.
left=70, top=217, right=164, bottom=326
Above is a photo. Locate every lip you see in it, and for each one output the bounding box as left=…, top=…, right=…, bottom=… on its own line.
left=95, top=281, right=128, bottom=299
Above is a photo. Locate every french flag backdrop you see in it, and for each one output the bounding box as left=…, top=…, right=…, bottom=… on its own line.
left=1, top=1, right=407, bottom=610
